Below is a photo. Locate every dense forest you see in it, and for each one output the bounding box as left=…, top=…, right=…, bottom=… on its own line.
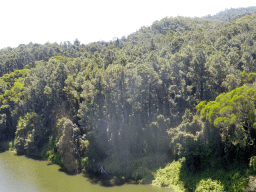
left=203, top=6, right=256, bottom=21
left=2, top=6, right=256, bottom=191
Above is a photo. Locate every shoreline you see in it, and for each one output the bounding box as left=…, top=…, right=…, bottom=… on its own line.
left=0, top=149, right=165, bottom=189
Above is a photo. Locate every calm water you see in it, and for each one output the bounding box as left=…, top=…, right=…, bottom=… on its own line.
left=0, top=151, right=172, bottom=192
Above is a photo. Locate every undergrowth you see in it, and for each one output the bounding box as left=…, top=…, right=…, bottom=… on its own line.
left=153, top=157, right=254, bottom=192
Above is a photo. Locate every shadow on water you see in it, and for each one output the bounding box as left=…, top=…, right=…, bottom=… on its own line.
left=0, top=145, right=170, bottom=189
left=82, top=170, right=139, bottom=187
left=57, top=167, right=78, bottom=176
left=0, top=141, right=9, bottom=152
left=45, top=162, right=78, bottom=176
left=24, top=154, right=45, bottom=160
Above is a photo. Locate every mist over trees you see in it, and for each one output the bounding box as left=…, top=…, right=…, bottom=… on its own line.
left=1, top=7, right=256, bottom=189
left=203, top=6, right=256, bottom=21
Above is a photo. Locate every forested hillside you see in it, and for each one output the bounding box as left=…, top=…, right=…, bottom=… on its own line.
left=203, top=6, right=256, bottom=21
left=1, top=7, right=256, bottom=191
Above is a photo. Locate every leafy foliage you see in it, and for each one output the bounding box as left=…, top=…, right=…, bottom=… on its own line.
left=14, top=112, right=46, bottom=155
left=2, top=8, right=256, bottom=191
left=153, top=157, right=251, bottom=191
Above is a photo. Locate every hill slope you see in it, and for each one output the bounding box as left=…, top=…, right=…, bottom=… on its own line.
left=1, top=7, right=256, bottom=190
left=203, top=6, right=256, bottom=21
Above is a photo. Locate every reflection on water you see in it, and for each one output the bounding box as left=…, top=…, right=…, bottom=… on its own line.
left=0, top=151, right=172, bottom=192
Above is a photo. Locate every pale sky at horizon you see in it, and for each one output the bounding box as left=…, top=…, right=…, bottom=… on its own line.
left=0, top=0, right=255, bottom=49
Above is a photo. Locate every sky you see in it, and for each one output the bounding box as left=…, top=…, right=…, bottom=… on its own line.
left=0, top=0, right=256, bottom=49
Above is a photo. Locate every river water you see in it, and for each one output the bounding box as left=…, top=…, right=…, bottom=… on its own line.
left=0, top=151, right=172, bottom=192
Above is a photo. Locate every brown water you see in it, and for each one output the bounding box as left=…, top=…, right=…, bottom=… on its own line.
left=0, top=151, right=173, bottom=192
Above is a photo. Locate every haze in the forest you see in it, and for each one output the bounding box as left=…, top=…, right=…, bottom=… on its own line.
left=0, top=0, right=255, bottom=49
left=2, top=5, right=256, bottom=192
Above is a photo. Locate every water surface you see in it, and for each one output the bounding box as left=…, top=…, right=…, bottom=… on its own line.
left=0, top=151, right=172, bottom=192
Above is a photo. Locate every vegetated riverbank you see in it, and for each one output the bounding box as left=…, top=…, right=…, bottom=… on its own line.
left=2, top=141, right=256, bottom=191
left=0, top=151, right=172, bottom=192
left=0, top=140, right=157, bottom=187
left=152, top=157, right=256, bottom=192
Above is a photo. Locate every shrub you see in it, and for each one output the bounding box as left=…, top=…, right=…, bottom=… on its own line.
left=152, top=158, right=185, bottom=191
left=195, top=179, right=225, bottom=192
